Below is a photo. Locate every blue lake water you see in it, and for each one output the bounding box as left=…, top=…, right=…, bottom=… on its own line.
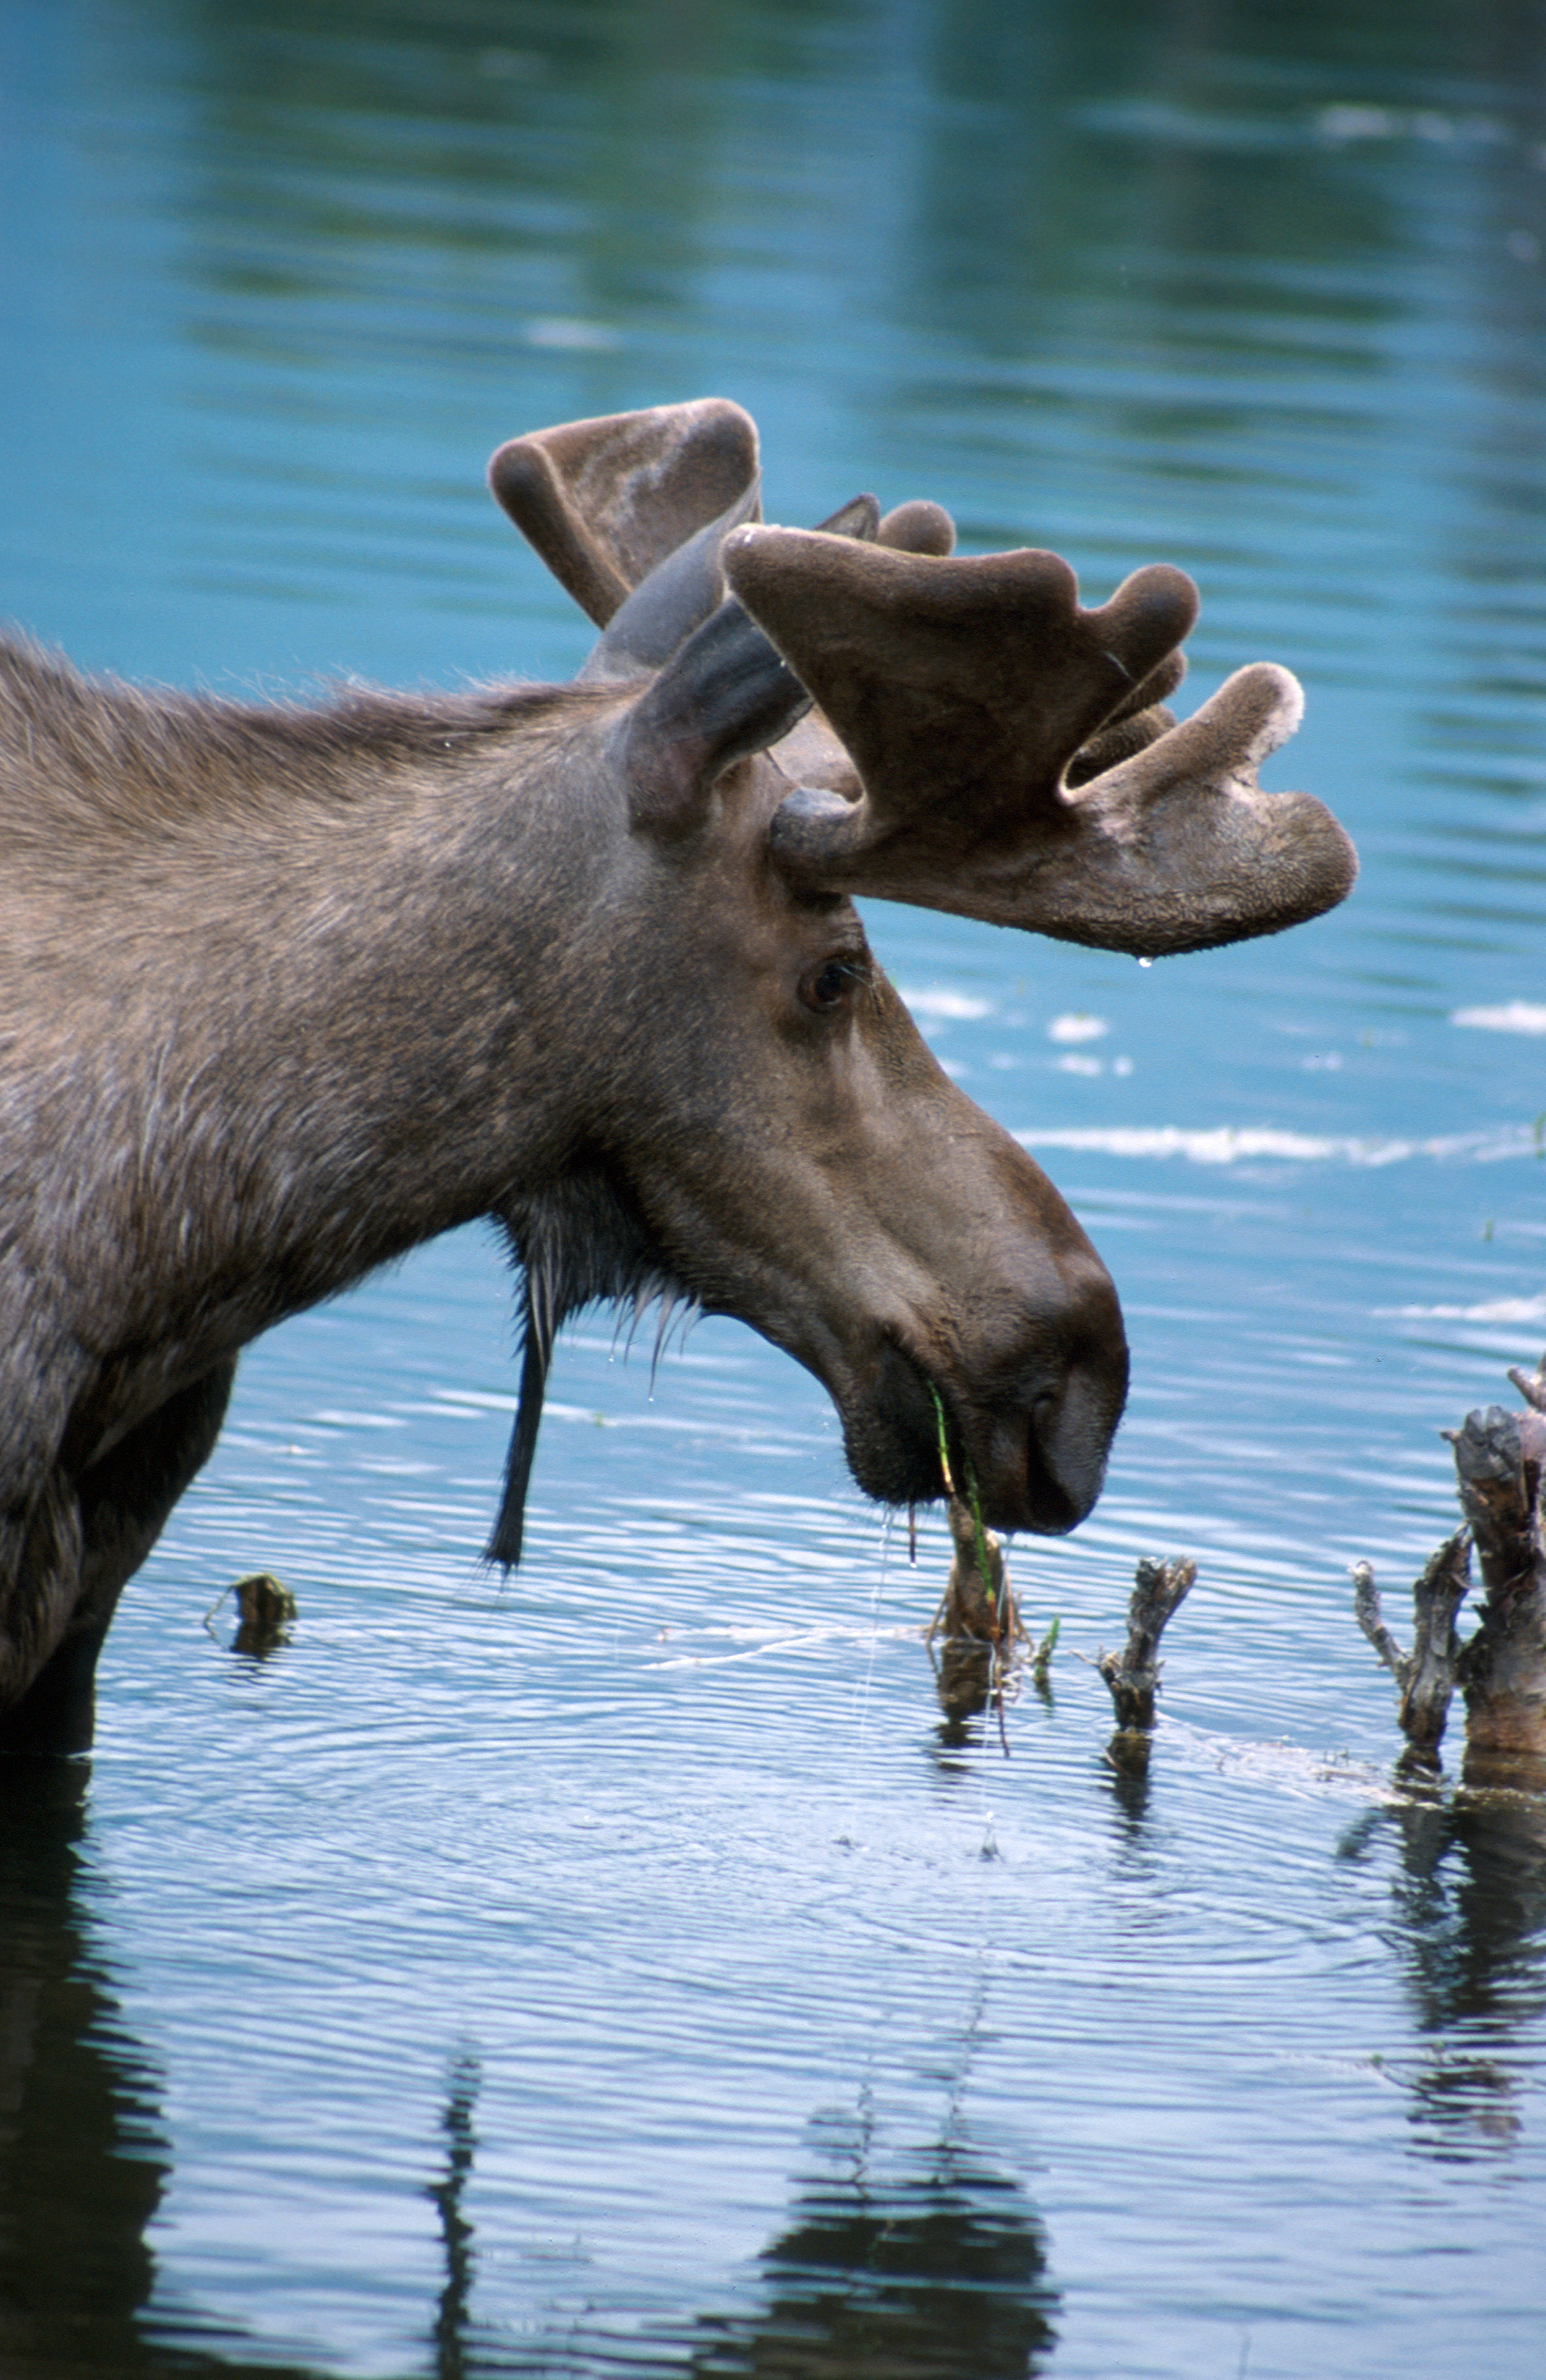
left=3, top=1, right=1546, bottom=2373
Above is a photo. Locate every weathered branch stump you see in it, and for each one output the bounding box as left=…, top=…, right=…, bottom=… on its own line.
left=1352, top=1534, right=1470, bottom=1760
left=1096, top=1555, right=1196, bottom=1773
left=1354, top=1356, right=1546, bottom=1788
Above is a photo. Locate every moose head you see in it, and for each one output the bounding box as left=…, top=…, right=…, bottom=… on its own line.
left=480, top=398, right=1354, bottom=1563
left=0, top=398, right=1354, bottom=1755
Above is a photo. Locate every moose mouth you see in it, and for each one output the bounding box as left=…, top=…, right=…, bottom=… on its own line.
left=844, top=1341, right=1114, bottom=1539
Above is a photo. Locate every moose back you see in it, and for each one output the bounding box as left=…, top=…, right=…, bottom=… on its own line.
left=0, top=399, right=1356, bottom=1755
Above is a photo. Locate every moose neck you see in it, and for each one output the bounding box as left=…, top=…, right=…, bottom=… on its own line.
left=12, top=664, right=629, bottom=1399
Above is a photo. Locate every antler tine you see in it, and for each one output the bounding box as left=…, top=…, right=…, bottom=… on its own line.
left=725, top=525, right=1194, bottom=862
left=488, top=398, right=761, bottom=627
left=725, top=526, right=1356, bottom=957
left=1013, top=662, right=1357, bottom=953
left=877, top=498, right=955, bottom=556
left=758, top=496, right=960, bottom=792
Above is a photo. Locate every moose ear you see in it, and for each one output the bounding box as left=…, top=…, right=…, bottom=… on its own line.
left=580, top=484, right=900, bottom=688
left=579, top=478, right=764, bottom=685
left=622, top=600, right=812, bottom=837
left=488, top=399, right=762, bottom=627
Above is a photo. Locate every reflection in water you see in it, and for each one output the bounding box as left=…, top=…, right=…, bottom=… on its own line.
left=1100, top=1747, right=1154, bottom=1838
left=1341, top=1779, right=1546, bottom=2162
left=930, top=1637, right=1000, bottom=1736
left=689, top=2104, right=1057, bottom=2380
left=428, top=2052, right=481, bottom=2380
left=0, top=1763, right=161, bottom=2379
left=1, top=1763, right=1053, bottom=2380
left=0, top=1763, right=316, bottom=2379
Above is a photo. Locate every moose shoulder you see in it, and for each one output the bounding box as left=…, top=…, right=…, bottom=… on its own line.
left=0, top=398, right=1356, bottom=1756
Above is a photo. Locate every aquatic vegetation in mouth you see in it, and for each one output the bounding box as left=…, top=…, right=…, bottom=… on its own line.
left=927, top=1381, right=996, bottom=1616
left=925, top=1382, right=1035, bottom=1746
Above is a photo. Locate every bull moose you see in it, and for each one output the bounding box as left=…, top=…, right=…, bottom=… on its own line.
left=0, top=398, right=1356, bottom=1757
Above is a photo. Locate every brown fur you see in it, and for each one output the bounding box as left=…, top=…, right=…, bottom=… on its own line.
left=0, top=626, right=1122, bottom=1753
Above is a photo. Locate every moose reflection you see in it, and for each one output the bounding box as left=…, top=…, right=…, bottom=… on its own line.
left=0, top=1762, right=312, bottom=2378
left=0, top=399, right=1355, bottom=1758
left=0, top=1762, right=1059, bottom=2380
left=12, top=1749, right=1543, bottom=2374
left=686, top=2107, right=1058, bottom=2380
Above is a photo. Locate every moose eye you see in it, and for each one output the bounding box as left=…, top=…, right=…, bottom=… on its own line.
left=801, top=957, right=865, bottom=1014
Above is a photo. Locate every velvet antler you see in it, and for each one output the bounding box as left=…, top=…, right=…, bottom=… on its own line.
left=488, top=399, right=955, bottom=692
left=724, top=528, right=1356, bottom=956
left=488, top=398, right=763, bottom=628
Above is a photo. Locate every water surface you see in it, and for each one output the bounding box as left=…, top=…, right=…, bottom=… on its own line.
left=3, top=3, right=1546, bottom=2373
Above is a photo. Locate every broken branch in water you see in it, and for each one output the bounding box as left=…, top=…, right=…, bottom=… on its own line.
left=1354, top=1357, right=1546, bottom=1786
left=922, top=1492, right=1065, bottom=1749
left=204, top=1571, right=297, bottom=1659
left=928, top=1495, right=1020, bottom=1646
left=1352, top=1534, right=1471, bottom=1759
left=1098, top=1556, right=1197, bottom=1729
left=1094, top=1555, right=1196, bottom=1773
left=1351, top=1557, right=1410, bottom=1689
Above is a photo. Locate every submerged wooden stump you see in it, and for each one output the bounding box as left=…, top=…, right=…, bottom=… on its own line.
left=1354, top=1357, right=1546, bottom=1785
